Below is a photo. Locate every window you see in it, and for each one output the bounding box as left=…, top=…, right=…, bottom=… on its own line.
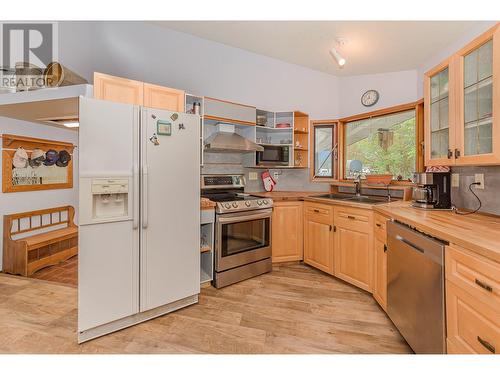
left=344, top=109, right=417, bottom=180
left=312, top=122, right=338, bottom=180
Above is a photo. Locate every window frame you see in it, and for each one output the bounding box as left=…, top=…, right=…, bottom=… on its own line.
left=309, top=100, right=424, bottom=184
left=309, top=120, right=339, bottom=182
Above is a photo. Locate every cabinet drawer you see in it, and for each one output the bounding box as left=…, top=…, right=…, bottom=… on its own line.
left=446, top=244, right=500, bottom=312
left=446, top=281, right=499, bottom=354
left=374, top=213, right=389, bottom=242
left=304, top=202, right=333, bottom=219
left=204, top=97, right=256, bottom=125
left=335, top=206, right=372, bottom=233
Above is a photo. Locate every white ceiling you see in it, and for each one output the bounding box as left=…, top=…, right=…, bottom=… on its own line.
left=155, top=21, right=485, bottom=76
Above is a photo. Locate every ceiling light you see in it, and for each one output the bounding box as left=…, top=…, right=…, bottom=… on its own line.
left=63, top=121, right=79, bottom=128
left=330, top=47, right=346, bottom=67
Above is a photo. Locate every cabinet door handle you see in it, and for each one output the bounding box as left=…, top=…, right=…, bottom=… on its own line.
left=347, top=215, right=355, bottom=220
left=376, top=223, right=382, bottom=228
left=477, top=336, right=495, bottom=353
left=329, top=225, right=332, bottom=231
left=314, top=209, right=320, bottom=213
left=475, top=278, right=493, bottom=292
left=333, top=225, right=336, bottom=232
left=454, top=148, right=461, bottom=159
left=384, top=244, right=387, bottom=252
left=447, top=149, right=453, bottom=159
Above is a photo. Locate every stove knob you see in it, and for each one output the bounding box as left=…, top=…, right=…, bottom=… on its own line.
left=224, top=203, right=231, bottom=209
left=257, top=200, right=263, bottom=206
left=263, top=200, right=269, bottom=205
left=232, top=202, right=238, bottom=208
left=245, top=201, right=251, bottom=207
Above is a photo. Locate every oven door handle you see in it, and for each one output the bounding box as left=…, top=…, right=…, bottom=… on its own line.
left=216, top=209, right=273, bottom=224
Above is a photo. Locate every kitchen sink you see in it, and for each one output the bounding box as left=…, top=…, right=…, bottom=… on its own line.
left=344, top=196, right=388, bottom=204
left=312, top=194, right=388, bottom=205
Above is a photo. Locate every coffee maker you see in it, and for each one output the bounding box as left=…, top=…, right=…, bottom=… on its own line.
left=412, top=172, right=451, bottom=209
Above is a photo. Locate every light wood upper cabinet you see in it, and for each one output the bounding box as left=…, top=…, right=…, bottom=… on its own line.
left=455, top=26, right=500, bottom=165
left=272, top=201, right=303, bottom=263
left=94, top=72, right=144, bottom=105
left=303, top=202, right=334, bottom=275
left=143, top=83, right=185, bottom=112
left=424, top=59, right=457, bottom=166
left=334, top=206, right=374, bottom=292
left=204, top=97, right=256, bottom=126
left=424, top=23, right=500, bottom=166
left=93, top=72, right=185, bottom=112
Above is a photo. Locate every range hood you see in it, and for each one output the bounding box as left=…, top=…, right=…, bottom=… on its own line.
left=204, top=124, right=264, bottom=153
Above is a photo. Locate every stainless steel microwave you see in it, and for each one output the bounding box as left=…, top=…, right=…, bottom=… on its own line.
left=256, top=145, right=290, bottom=166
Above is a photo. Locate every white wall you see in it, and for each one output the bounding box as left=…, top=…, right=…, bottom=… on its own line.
left=338, top=70, right=419, bottom=118
left=417, top=21, right=497, bottom=97
left=58, top=22, right=341, bottom=120
left=0, top=118, right=78, bottom=270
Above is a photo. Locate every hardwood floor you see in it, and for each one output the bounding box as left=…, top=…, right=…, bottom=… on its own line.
left=0, top=262, right=412, bottom=354
left=30, top=255, right=78, bottom=286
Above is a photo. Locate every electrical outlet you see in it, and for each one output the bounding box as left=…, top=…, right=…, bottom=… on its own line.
left=474, top=173, right=485, bottom=189
left=451, top=173, right=460, bottom=188
left=248, top=172, right=258, bottom=181
left=273, top=172, right=280, bottom=181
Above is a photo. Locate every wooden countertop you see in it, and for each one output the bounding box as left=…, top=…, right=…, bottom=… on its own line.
left=249, top=191, right=325, bottom=201
left=200, top=198, right=216, bottom=210
left=302, top=196, right=389, bottom=210
left=375, top=201, right=500, bottom=263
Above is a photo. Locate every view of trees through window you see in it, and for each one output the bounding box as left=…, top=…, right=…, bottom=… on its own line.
left=345, top=110, right=416, bottom=180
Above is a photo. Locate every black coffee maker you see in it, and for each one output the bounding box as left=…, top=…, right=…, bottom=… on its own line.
left=412, top=172, right=451, bottom=209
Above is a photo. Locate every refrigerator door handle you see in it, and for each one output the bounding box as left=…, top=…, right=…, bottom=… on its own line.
left=133, top=108, right=140, bottom=230
left=133, top=164, right=139, bottom=229
left=142, top=166, right=149, bottom=229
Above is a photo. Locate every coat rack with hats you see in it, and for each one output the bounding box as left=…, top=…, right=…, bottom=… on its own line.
left=1, top=134, right=75, bottom=193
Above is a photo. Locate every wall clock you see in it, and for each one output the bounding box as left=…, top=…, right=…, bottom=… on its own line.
left=361, top=90, right=379, bottom=107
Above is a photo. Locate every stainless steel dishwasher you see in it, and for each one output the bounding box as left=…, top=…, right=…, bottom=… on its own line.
left=387, top=220, right=448, bottom=354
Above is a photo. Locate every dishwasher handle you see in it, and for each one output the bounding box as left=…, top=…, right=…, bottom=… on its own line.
left=387, top=221, right=445, bottom=266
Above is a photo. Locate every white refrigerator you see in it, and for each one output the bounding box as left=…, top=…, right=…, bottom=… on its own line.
left=77, top=97, right=200, bottom=343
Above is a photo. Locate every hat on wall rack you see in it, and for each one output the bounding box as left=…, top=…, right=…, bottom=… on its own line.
left=28, top=148, right=46, bottom=168
left=43, top=149, right=59, bottom=166
left=56, top=150, right=71, bottom=167
left=12, top=147, right=29, bottom=169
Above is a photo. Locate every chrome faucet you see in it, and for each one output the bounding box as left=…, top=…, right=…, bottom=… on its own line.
left=354, top=174, right=362, bottom=196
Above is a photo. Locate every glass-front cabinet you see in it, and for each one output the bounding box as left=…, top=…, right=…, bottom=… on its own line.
left=424, top=24, right=500, bottom=166
left=456, top=28, right=499, bottom=164
left=424, top=60, right=455, bottom=166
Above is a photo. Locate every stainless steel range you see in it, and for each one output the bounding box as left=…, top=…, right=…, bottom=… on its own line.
left=201, top=174, right=273, bottom=288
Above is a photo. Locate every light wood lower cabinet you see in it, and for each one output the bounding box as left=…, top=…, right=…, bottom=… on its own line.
left=373, top=237, right=387, bottom=311
left=94, top=72, right=144, bottom=105
left=373, top=213, right=389, bottom=311
left=445, top=244, right=500, bottom=354
left=271, top=201, right=303, bottom=263
left=334, top=206, right=374, bottom=292
left=303, top=202, right=334, bottom=275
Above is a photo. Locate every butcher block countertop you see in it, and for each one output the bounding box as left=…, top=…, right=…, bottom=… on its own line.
left=249, top=191, right=326, bottom=201
left=375, top=201, right=500, bottom=263
left=200, top=197, right=216, bottom=210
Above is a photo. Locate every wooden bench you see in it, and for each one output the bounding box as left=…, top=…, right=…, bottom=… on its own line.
left=3, top=206, right=78, bottom=276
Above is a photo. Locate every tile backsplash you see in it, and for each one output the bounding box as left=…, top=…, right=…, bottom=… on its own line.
left=451, top=166, right=500, bottom=216
left=244, top=168, right=330, bottom=193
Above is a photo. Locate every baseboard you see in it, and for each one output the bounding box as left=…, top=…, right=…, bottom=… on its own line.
left=78, top=294, right=198, bottom=343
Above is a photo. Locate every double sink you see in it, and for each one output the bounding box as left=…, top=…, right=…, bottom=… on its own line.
left=312, top=193, right=389, bottom=205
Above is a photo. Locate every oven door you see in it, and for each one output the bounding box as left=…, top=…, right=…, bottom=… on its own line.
left=215, top=208, right=272, bottom=272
